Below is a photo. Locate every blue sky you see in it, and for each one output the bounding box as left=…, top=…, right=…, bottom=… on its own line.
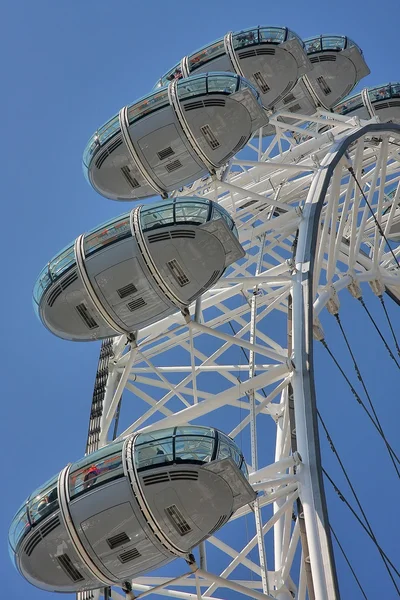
left=2, top=1, right=400, bottom=598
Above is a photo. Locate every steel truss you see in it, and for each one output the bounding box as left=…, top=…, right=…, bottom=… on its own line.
left=83, top=114, right=400, bottom=600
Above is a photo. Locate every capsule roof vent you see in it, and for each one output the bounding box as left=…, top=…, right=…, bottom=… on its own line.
left=56, top=554, right=85, bottom=582
left=24, top=515, right=61, bottom=556
left=184, top=98, right=226, bottom=112
left=222, top=136, right=247, bottom=162
left=118, top=547, right=141, bottom=563
left=165, top=504, right=192, bottom=536
left=169, top=470, right=198, bottom=481
left=167, top=259, right=190, bottom=287
left=273, top=81, right=295, bottom=105
left=165, top=159, right=183, bottom=173
left=316, top=76, right=332, bottom=96
left=209, top=514, right=228, bottom=536
left=200, top=124, right=220, bottom=150
left=239, top=47, right=276, bottom=59
left=157, top=146, right=175, bottom=160
left=117, top=283, right=137, bottom=299
left=75, top=303, right=99, bottom=329
left=127, top=297, right=146, bottom=312
left=252, top=72, right=270, bottom=94
left=107, top=531, right=131, bottom=549
left=375, top=100, right=400, bottom=110
left=187, top=269, right=221, bottom=304
left=142, top=472, right=170, bottom=486
left=309, top=54, right=337, bottom=63
left=170, top=230, right=196, bottom=239
left=148, top=231, right=172, bottom=243
left=121, top=166, right=140, bottom=189
left=283, top=93, right=296, bottom=105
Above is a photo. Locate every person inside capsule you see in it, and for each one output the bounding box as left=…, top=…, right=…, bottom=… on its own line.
left=9, top=427, right=255, bottom=596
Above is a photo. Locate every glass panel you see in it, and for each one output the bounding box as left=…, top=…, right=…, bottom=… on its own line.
left=188, top=39, right=225, bottom=71
left=135, top=439, right=174, bottom=469
left=83, top=114, right=120, bottom=168
left=335, top=93, right=363, bottom=115
left=322, top=36, right=345, bottom=51
left=175, top=201, right=209, bottom=224
left=69, top=440, right=124, bottom=498
left=212, top=204, right=234, bottom=229
left=346, top=37, right=362, bottom=53
left=175, top=436, right=213, bottom=463
left=140, top=204, right=175, bottom=231
left=28, top=474, right=59, bottom=525
left=135, top=427, right=175, bottom=445
left=207, top=74, right=238, bottom=95
left=33, top=264, right=51, bottom=306
left=259, top=27, right=286, bottom=44
left=391, top=83, right=400, bottom=98
left=48, top=243, right=75, bottom=281
left=177, top=76, right=207, bottom=100
left=286, top=29, right=304, bottom=46
left=232, top=28, right=259, bottom=50
left=9, top=504, right=30, bottom=551
left=240, top=460, right=249, bottom=479
left=159, top=63, right=183, bottom=87
left=175, top=426, right=215, bottom=437
left=369, top=85, right=391, bottom=103
left=127, top=90, right=169, bottom=125
left=217, top=440, right=232, bottom=460
left=84, top=215, right=131, bottom=256
left=304, top=37, right=322, bottom=54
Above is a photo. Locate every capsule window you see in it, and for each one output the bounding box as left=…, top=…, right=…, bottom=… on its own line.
left=28, top=474, right=59, bottom=525
left=175, top=436, right=213, bottom=463
left=140, top=205, right=174, bottom=232
left=207, top=75, right=237, bottom=95
left=175, top=202, right=209, bottom=225
left=259, top=27, right=286, bottom=45
left=84, top=216, right=131, bottom=257
left=135, top=439, right=174, bottom=470
left=9, top=504, right=30, bottom=552
left=69, top=440, right=124, bottom=499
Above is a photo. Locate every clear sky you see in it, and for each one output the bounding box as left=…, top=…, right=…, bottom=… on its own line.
left=1, top=1, right=399, bottom=598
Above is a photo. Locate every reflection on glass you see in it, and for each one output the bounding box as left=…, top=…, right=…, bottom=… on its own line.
left=136, top=439, right=174, bottom=469
left=322, top=36, right=346, bottom=50
left=127, top=90, right=169, bottom=125
left=49, top=244, right=75, bottom=280
left=134, top=425, right=248, bottom=476
left=28, top=474, right=59, bottom=525
left=175, top=436, right=213, bottom=462
left=233, top=28, right=259, bottom=49
left=175, top=202, right=209, bottom=224
left=9, top=504, right=30, bottom=551
left=259, top=27, right=286, bottom=44
left=69, top=440, right=124, bottom=499
left=188, top=39, right=225, bottom=72
left=305, top=37, right=322, bottom=54
left=84, top=216, right=131, bottom=257
left=335, top=92, right=364, bottom=115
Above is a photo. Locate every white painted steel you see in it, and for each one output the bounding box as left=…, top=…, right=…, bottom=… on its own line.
left=86, top=116, right=400, bottom=599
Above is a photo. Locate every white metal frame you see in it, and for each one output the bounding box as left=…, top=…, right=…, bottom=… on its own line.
left=88, top=115, right=400, bottom=600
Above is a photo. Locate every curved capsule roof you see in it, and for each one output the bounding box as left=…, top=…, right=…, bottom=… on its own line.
left=334, top=82, right=400, bottom=123
left=9, top=426, right=254, bottom=592
left=154, top=26, right=309, bottom=110
left=83, top=72, right=266, bottom=201
left=33, top=198, right=244, bottom=341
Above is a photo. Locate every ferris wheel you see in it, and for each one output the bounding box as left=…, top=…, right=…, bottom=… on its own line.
left=9, top=26, right=400, bottom=600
